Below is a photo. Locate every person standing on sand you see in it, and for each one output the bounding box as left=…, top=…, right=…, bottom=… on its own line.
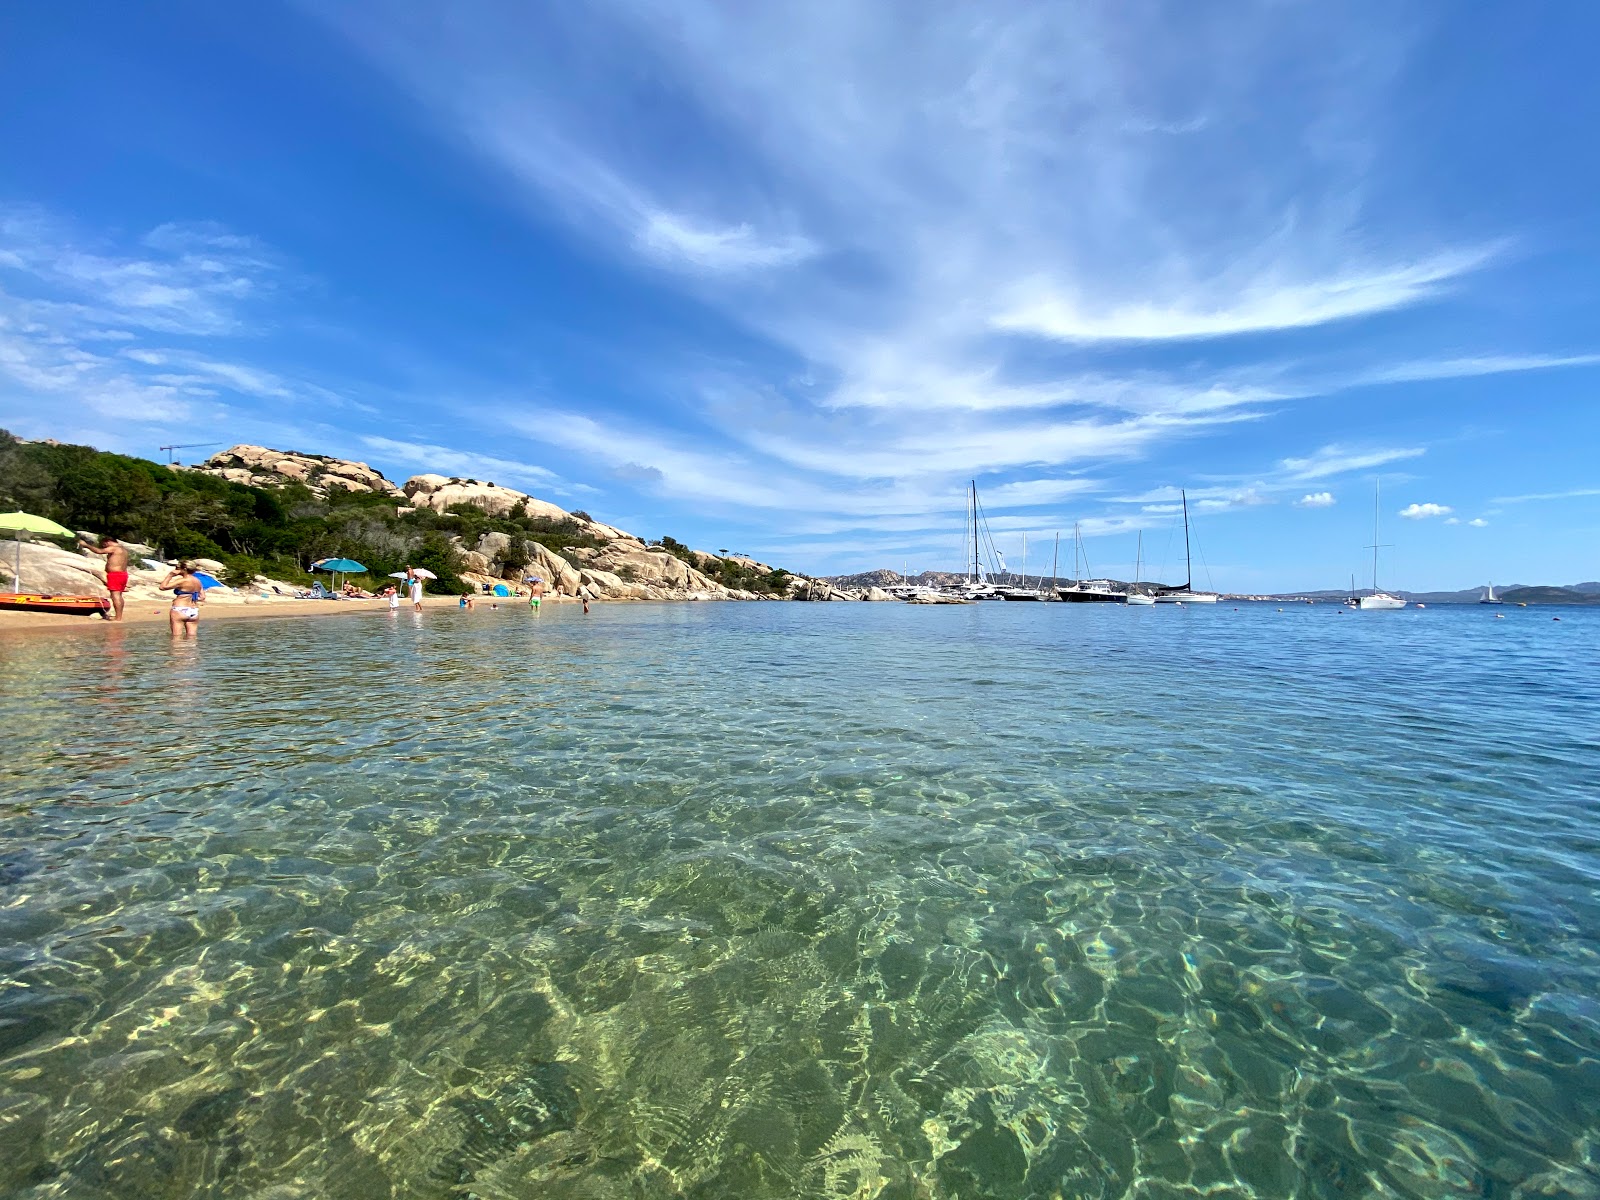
left=78, top=534, right=129, bottom=621
left=160, top=561, right=204, bottom=638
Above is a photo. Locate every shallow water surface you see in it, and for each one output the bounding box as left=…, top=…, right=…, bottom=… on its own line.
left=2, top=602, right=1598, bottom=1198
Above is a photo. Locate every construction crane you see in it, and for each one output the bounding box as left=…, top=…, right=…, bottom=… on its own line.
left=158, top=442, right=227, bottom=465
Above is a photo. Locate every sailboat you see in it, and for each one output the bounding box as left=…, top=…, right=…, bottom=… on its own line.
left=1057, top=523, right=1121, bottom=602
left=952, top=481, right=1004, bottom=599
left=1345, top=481, right=1406, bottom=610
left=1126, top=531, right=1155, bottom=605
left=1001, top=531, right=1044, bottom=599
left=1478, top=582, right=1503, bottom=605
left=1153, top=490, right=1220, bottom=603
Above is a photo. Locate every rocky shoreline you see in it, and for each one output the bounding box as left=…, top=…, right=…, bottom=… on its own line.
left=2, top=440, right=924, bottom=607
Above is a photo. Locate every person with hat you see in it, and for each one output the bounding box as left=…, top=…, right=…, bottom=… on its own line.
left=527, top=576, right=545, bottom=612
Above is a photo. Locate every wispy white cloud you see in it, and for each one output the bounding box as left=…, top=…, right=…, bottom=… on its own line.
left=310, top=0, right=1508, bottom=525
left=1296, top=491, right=1336, bottom=507
left=359, top=435, right=562, bottom=489
left=1344, top=353, right=1600, bottom=387
left=0, top=209, right=278, bottom=336
left=1399, top=502, right=1452, bottom=519
left=639, top=214, right=813, bottom=272
left=1492, top=486, right=1600, bottom=503
left=992, top=252, right=1495, bottom=344
left=1279, top=443, right=1426, bottom=482
left=1468, top=517, right=1487, bottom=527
left=0, top=211, right=337, bottom=443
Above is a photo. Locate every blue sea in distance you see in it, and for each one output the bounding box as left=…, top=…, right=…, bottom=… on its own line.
left=1, top=600, right=1598, bottom=1199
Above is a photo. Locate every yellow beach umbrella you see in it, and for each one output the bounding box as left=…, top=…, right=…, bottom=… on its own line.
left=0, top=511, right=76, bottom=592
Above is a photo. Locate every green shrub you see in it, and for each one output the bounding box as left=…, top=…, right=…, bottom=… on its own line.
left=220, top=553, right=264, bottom=589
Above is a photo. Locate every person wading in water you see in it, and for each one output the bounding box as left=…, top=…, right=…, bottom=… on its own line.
left=160, top=561, right=205, bottom=638
left=78, top=534, right=130, bottom=621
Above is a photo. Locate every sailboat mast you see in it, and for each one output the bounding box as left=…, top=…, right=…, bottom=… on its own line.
left=1022, top=532, right=1027, bottom=589
left=1372, top=479, right=1382, bottom=592
left=971, top=480, right=980, bottom=583
left=1074, top=523, right=1082, bottom=582
left=1135, top=531, right=1142, bottom=586
left=1182, top=489, right=1193, bottom=591
left=1052, top=532, right=1059, bottom=593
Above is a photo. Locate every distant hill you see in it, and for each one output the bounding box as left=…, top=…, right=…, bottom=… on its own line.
left=1499, top=586, right=1600, bottom=605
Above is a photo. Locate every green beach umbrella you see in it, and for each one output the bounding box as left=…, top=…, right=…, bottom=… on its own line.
left=0, top=511, right=76, bottom=593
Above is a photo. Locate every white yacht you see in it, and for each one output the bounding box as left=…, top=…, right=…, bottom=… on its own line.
left=1152, top=490, right=1221, bottom=603
left=941, top=481, right=1007, bottom=599
left=1345, top=481, right=1406, bottom=610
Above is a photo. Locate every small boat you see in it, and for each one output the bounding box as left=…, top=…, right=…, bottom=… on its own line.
left=1478, top=583, right=1503, bottom=606
left=1126, top=532, right=1155, bottom=605
left=0, top=592, right=111, bottom=617
left=1344, top=481, right=1406, bottom=610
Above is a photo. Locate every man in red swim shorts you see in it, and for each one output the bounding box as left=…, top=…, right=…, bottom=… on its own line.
left=78, top=534, right=130, bottom=621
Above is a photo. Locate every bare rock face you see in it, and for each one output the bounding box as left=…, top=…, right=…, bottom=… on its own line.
left=863, top=587, right=896, bottom=601
left=2, top=542, right=110, bottom=596
left=193, top=446, right=405, bottom=499
left=522, top=542, right=582, bottom=595
left=793, top=579, right=856, bottom=601
left=403, top=475, right=569, bottom=522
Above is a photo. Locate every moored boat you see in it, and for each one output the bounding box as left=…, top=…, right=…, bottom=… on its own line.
left=0, top=592, right=111, bottom=617
left=1344, top=481, right=1406, bottom=610
left=1152, top=491, right=1221, bottom=604
left=1126, top=532, right=1155, bottom=604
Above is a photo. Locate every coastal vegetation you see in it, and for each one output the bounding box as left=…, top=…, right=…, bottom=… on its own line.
left=0, top=431, right=799, bottom=600
left=0, top=429, right=469, bottom=590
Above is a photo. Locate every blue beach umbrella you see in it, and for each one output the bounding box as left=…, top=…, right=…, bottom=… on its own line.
left=311, top=557, right=368, bottom=593
left=192, top=570, right=225, bottom=590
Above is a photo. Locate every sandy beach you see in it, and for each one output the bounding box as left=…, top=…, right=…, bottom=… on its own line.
left=0, top=593, right=558, bottom=635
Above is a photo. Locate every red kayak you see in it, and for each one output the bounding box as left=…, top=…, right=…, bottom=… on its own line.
left=0, top=592, right=112, bottom=617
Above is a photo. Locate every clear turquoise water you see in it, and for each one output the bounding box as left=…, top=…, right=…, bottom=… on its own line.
left=1, top=601, right=1598, bottom=1199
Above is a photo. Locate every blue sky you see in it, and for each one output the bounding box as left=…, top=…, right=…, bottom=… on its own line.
left=3, top=1, right=1598, bottom=590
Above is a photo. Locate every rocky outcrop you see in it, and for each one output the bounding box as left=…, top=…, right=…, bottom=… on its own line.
left=792, top=579, right=857, bottom=602
left=185, top=443, right=816, bottom=603
left=192, top=445, right=404, bottom=499
left=863, top=587, right=896, bottom=601
left=0, top=542, right=306, bottom=607
left=403, top=475, right=570, bottom=522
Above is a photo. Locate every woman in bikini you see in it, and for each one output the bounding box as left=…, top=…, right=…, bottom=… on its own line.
left=161, top=561, right=205, bottom=637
